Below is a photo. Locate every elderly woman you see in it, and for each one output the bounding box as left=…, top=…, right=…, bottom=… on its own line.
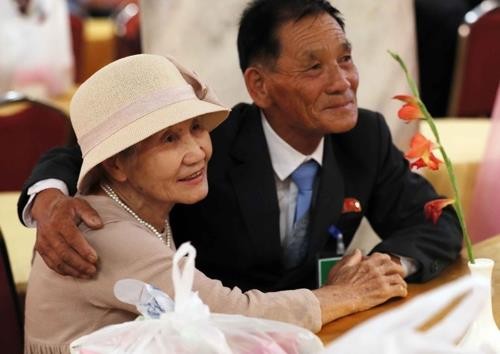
left=24, top=54, right=402, bottom=353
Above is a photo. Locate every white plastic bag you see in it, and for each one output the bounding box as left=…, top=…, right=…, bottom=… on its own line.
left=0, top=0, right=74, bottom=97
left=70, top=243, right=324, bottom=354
left=323, top=276, right=496, bottom=354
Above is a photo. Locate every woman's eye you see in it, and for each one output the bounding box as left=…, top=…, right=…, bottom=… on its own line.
left=163, top=134, right=177, bottom=143
left=191, top=120, right=206, bottom=133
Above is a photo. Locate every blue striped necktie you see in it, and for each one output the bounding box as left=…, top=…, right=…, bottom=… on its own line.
left=283, top=160, right=319, bottom=268
left=291, top=160, right=319, bottom=223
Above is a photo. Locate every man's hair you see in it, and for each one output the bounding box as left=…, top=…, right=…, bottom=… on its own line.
left=237, top=0, right=345, bottom=72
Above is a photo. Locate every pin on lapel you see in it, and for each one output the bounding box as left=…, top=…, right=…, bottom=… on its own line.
left=342, top=197, right=362, bottom=213
left=328, top=225, right=345, bottom=255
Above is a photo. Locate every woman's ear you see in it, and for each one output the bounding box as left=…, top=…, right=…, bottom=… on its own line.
left=101, top=155, right=128, bottom=183
left=243, top=66, right=272, bottom=109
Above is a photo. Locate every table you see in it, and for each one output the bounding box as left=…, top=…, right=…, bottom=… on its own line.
left=0, top=192, right=35, bottom=293
left=420, top=118, right=491, bottom=218
left=318, top=235, right=500, bottom=344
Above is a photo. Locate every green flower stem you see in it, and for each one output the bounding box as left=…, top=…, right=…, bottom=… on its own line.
left=424, top=110, right=475, bottom=263
left=389, top=51, right=475, bottom=263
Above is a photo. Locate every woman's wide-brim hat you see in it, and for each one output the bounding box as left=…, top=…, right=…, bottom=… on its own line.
left=71, top=54, right=230, bottom=193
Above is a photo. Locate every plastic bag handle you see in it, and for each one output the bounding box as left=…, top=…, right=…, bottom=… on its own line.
left=172, top=242, right=197, bottom=310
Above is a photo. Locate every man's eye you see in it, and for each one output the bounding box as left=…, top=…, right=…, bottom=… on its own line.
left=309, top=63, right=322, bottom=71
left=339, top=55, right=352, bottom=63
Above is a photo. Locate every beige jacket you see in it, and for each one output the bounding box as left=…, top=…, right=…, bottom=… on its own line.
left=24, top=195, right=321, bottom=354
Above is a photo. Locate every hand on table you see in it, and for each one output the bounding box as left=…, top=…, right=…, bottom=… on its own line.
left=31, top=188, right=102, bottom=278
left=313, top=249, right=408, bottom=324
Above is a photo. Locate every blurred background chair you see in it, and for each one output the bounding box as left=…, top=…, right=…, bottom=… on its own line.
left=0, top=91, right=74, bottom=191
left=113, top=2, right=141, bottom=59
left=0, top=227, right=23, bottom=354
left=448, top=0, right=500, bottom=117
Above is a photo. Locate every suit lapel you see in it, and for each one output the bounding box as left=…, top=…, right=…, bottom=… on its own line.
left=228, top=106, right=282, bottom=263
left=306, top=135, right=344, bottom=261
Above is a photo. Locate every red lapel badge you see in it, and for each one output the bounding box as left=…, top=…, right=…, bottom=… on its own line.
left=342, top=198, right=362, bottom=213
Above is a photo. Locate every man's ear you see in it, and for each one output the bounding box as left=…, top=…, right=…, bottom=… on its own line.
left=243, top=66, right=272, bottom=108
left=101, top=155, right=128, bottom=183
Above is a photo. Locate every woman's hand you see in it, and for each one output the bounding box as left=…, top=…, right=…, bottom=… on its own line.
left=31, top=189, right=103, bottom=278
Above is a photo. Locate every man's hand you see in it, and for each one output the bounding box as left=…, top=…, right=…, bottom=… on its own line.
left=313, top=249, right=408, bottom=324
left=31, top=189, right=103, bottom=278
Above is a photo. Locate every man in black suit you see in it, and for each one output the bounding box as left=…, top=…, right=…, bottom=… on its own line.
left=19, top=0, right=461, bottom=298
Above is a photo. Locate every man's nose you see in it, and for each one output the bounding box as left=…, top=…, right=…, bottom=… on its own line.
left=325, top=64, right=351, bottom=94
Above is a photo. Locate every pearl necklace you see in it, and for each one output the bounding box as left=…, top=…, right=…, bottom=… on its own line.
left=100, top=183, right=172, bottom=248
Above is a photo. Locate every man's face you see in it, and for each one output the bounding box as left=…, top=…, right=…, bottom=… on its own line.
left=259, top=13, right=359, bottom=150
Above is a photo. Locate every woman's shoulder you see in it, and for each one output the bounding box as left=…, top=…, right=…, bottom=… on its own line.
left=78, top=194, right=131, bottom=225
left=76, top=195, right=148, bottom=243
left=75, top=194, right=169, bottom=256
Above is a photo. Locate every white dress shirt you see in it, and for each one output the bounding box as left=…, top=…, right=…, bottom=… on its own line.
left=261, top=112, right=323, bottom=244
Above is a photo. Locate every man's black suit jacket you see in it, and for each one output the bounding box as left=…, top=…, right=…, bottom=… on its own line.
left=18, top=103, right=462, bottom=292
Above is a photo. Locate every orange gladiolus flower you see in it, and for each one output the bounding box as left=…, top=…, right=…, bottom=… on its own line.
left=405, top=133, right=442, bottom=170
left=393, top=95, right=424, bottom=122
left=390, top=50, right=475, bottom=262
left=424, top=198, right=455, bottom=224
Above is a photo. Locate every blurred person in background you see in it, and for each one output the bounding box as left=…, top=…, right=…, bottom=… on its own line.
left=2, top=0, right=74, bottom=96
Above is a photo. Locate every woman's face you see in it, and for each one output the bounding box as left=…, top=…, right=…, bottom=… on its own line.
left=118, top=117, right=212, bottom=210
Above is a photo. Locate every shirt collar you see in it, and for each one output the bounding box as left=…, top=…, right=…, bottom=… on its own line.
left=261, top=110, right=323, bottom=181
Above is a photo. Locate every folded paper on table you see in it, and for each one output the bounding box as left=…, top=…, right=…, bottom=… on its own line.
left=323, top=276, right=495, bottom=354
left=70, top=242, right=324, bottom=354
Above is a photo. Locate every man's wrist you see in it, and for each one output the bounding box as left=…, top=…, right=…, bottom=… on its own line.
left=391, top=254, right=419, bottom=278
left=22, top=179, right=68, bottom=227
